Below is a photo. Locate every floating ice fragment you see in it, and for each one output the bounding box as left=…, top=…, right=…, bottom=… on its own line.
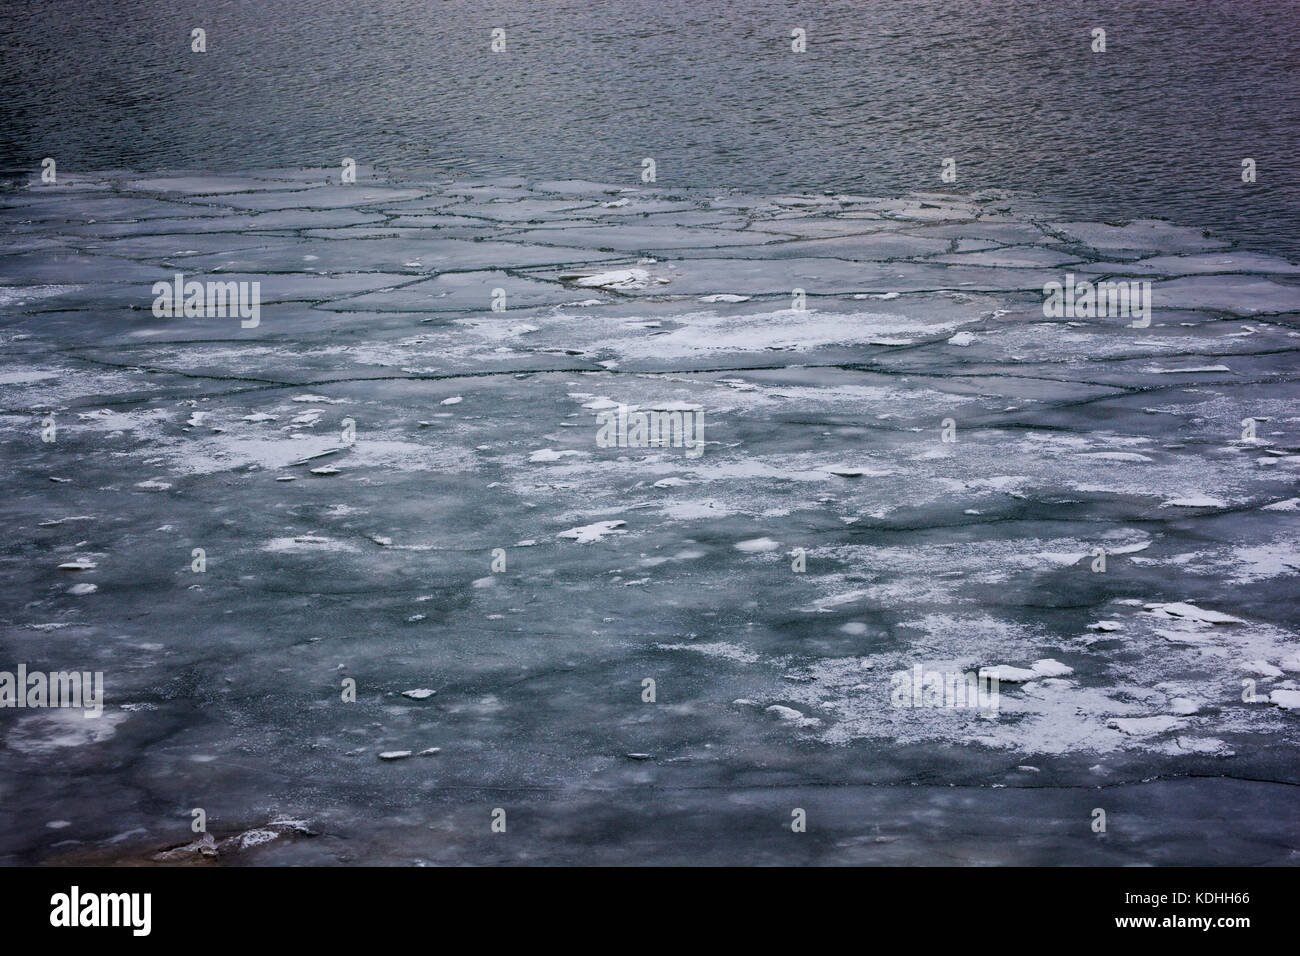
left=980, top=665, right=1036, bottom=682
left=1034, top=551, right=1088, bottom=566
left=1107, top=716, right=1187, bottom=735
left=1161, top=496, right=1225, bottom=508
left=1242, top=660, right=1283, bottom=677
left=1031, top=659, right=1073, bottom=678
left=292, top=448, right=343, bottom=465
left=154, top=834, right=219, bottom=861
left=563, top=268, right=650, bottom=290
left=658, top=641, right=759, bottom=664
left=824, top=465, right=890, bottom=478
left=530, top=448, right=585, bottom=463
left=1109, top=541, right=1152, bottom=555
left=765, top=705, right=822, bottom=727
left=558, top=520, right=627, bottom=543
left=236, top=829, right=279, bottom=850
left=1145, top=602, right=1243, bottom=624
left=1262, top=498, right=1300, bottom=511
left=263, top=535, right=357, bottom=553
left=1082, top=452, right=1152, bottom=463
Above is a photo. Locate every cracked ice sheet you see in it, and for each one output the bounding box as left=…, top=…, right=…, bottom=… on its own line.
left=2, top=169, right=1300, bottom=865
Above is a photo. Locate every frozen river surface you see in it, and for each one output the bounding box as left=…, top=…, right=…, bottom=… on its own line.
left=1, top=169, right=1299, bottom=864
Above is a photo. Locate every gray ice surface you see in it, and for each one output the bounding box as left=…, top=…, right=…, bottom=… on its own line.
left=2, top=170, right=1299, bottom=864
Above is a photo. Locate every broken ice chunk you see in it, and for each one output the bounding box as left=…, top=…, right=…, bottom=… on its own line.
left=1269, top=690, right=1300, bottom=710
left=235, top=829, right=279, bottom=850
left=558, top=520, right=627, bottom=543
left=1145, top=602, right=1244, bottom=624
left=734, top=537, right=781, bottom=552
left=824, top=465, right=890, bottom=478
left=980, top=665, right=1036, bottom=683
left=1031, top=659, right=1073, bottom=678
left=1242, top=660, right=1283, bottom=678
left=57, top=559, right=97, bottom=571
left=529, top=449, right=585, bottom=463
left=1107, top=716, right=1187, bottom=735
left=561, top=268, right=650, bottom=290
left=765, top=705, right=822, bottom=727
left=1262, top=498, right=1300, bottom=512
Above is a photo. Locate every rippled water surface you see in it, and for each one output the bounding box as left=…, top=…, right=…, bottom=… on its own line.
left=2, top=0, right=1299, bottom=254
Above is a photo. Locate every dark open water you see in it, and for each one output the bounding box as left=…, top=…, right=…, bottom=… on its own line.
left=2, top=0, right=1298, bottom=255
